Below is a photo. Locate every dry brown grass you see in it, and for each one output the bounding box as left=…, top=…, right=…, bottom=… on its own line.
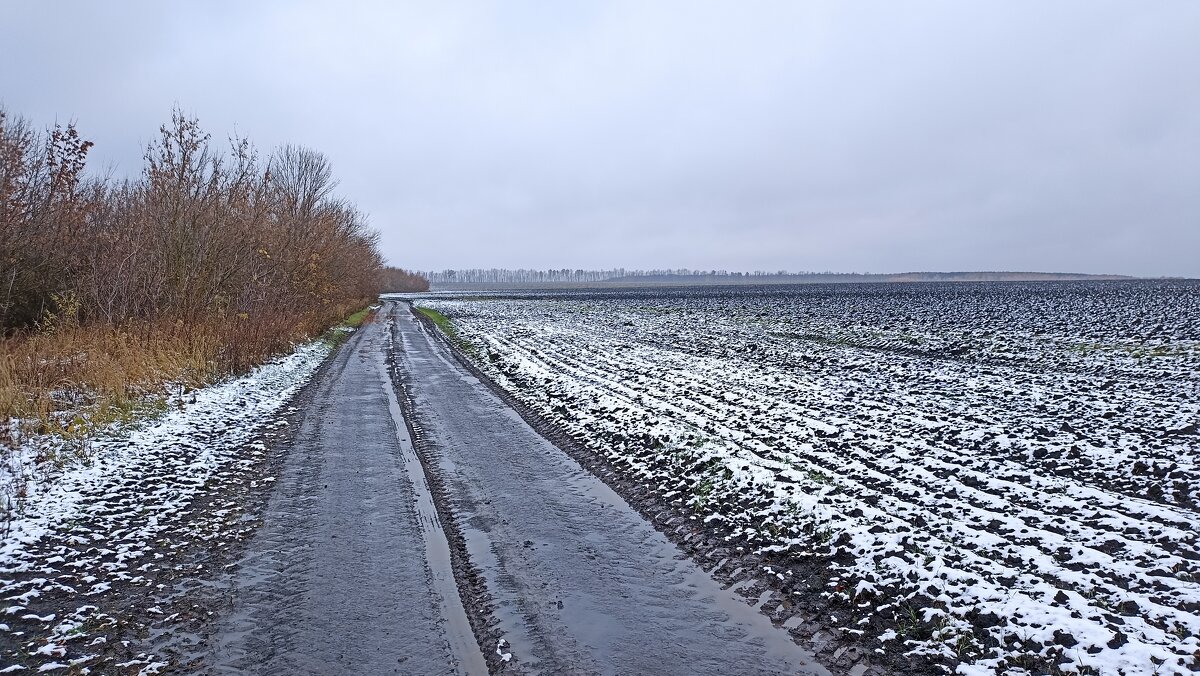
left=1, top=323, right=206, bottom=430
left=0, top=305, right=362, bottom=445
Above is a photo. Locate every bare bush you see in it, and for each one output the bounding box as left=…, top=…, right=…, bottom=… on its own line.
left=0, top=105, right=390, bottom=433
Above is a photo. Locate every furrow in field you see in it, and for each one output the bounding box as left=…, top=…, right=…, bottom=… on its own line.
left=501, top=324, right=1196, bottom=569
left=420, top=287, right=1200, bottom=674
left=469, top=317, right=1200, bottom=640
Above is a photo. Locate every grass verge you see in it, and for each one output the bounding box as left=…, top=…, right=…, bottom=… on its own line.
left=343, top=306, right=375, bottom=329
left=321, top=304, right=379, bottom=349
left=415, top=306, right=457, bottom=338
left=416, top=306, right=483, bottom=359
left=1, top=303, right=374, bottom=455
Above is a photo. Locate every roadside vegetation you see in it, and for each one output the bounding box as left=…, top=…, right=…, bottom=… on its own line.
left=0, top=106, right=421, bottom=462
left=415, top=307, right=457, bottom=339
left=380, top=266, right=431, bottom=292
left=342, top=307, right=376, bottom=329
left=416, top=306, right=485, bottom=362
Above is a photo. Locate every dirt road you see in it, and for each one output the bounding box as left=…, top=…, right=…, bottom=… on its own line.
left=210, top=304, right=483, bottom=674
left=210, top=302, right=824, bottom=675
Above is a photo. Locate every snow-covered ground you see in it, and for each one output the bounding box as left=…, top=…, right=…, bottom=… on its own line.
left=0, top=340, right=331, bottom=672
left=418, top=280, right=1200, bottom=675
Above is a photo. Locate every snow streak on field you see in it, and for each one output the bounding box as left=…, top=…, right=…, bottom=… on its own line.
left=419, top=281, right=1200, bottom=675
left=0, top=340, right=330, bottom=673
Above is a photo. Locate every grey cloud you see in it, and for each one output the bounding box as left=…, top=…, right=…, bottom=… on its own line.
left=2, top=0, right=1197, bottom=276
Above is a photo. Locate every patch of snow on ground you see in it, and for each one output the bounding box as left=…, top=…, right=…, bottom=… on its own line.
left=0, top=340, right=330, bottom=671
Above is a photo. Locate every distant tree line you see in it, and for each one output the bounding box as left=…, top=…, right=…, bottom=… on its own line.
left=380, top=267, right=430, bottom=292
left=423, top=268, right=806, bottom=284
left=425, top=268, right=628, bottom=284
left=424, top=268, right=1130, bottom=286
left=0, top=106, right=386, bottom=343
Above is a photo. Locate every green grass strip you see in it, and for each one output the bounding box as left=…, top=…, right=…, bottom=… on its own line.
left=415, top=306, right=458, bottom=339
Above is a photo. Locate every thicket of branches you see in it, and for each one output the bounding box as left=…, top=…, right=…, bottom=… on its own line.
left=1, top=107, right=383, bottom=337
left=379, top=266, right=430, bottom=292
left=0, top=107, right=389, bottom=431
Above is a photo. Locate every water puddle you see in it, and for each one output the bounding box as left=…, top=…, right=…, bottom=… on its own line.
left=378, top=329, right=488, bottom=675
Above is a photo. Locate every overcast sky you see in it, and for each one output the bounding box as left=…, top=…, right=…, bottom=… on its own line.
left=2, top=1, right=1197, bottom=276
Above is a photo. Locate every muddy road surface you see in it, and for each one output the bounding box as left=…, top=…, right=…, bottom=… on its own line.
left=209, top=302, right=825, bottom=675
left=210, top=306, right=483, bottom=675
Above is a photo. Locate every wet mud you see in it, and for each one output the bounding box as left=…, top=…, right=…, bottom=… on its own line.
left=389, top=303, right=827, bottom=675
left=199, top=300, right=832, bottom=675
left=209, top=312, right=485, bottom=675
